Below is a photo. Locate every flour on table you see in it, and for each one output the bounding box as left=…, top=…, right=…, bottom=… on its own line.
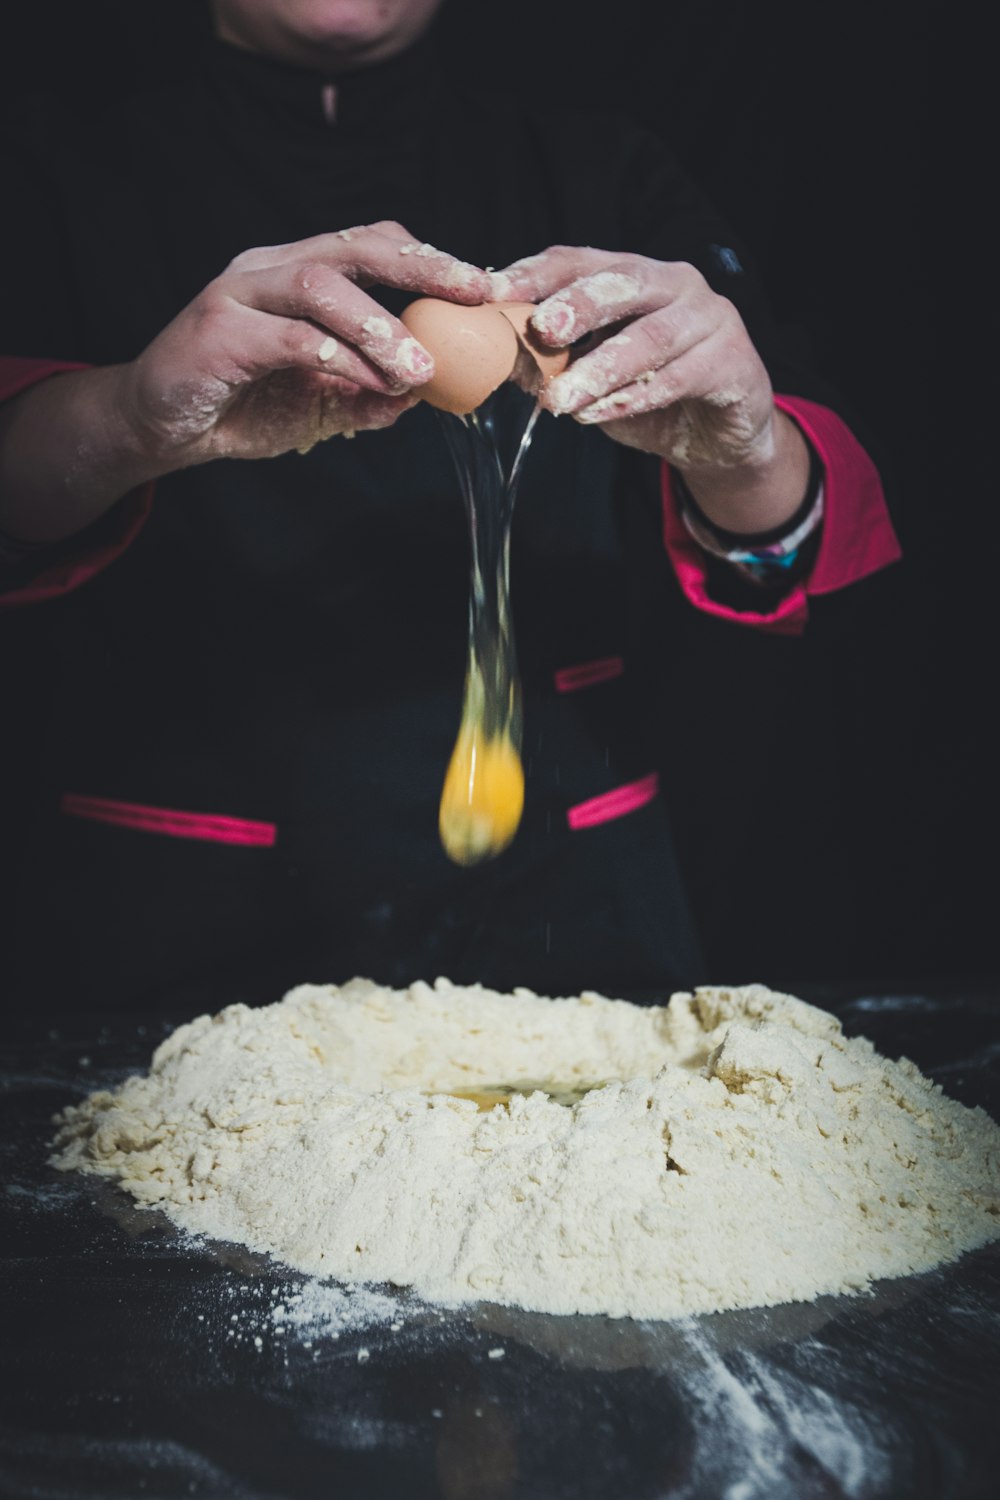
left=50, top=979, right=1000, bottom=1320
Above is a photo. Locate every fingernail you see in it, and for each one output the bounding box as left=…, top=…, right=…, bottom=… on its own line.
left=546, top=368, right=598, bottom=415
left=534, top=302, right=576, bottom=342
left=545, top=378, right=577, bottom=415
left=396, top=337, right=433, bottom=376
left=577, top=393, right=629, bottom=423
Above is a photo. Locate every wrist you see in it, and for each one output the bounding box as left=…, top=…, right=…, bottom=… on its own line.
left=678, top=409, right=811, bottom=536
left=0, top=365, right=166, bottom=544
left=111, top=361, right=206, bottom=479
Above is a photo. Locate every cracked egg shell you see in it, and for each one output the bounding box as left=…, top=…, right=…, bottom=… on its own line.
left=496, top=303, right=572, bottom=385
left=400, top=299, right=519, bottom=415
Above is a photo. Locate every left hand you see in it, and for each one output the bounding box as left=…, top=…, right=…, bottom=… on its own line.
left=490, top=246, right=777, bottom=471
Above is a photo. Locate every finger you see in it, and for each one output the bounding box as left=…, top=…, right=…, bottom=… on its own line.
left=228, top=262, right=437, bottom=387
left=543, top=302, right=722, bottom=415
left=231, top=223, right=492, bottom=302
left=201, top=300, right=413, bottom=397
left=287, top=378, right=418, bottom=454
left=310, top=378, right=421, bottom=435
left=347, top=387, right=422, bottom=430
left=341, top=224, right=493, bottom=300
left=488, top=245, right=623, bottom=303
left=571, top=329, right=741, bottom=425
left=531, top=260, right=711, bottom=348
left=357, top=220, right=423, bottom=244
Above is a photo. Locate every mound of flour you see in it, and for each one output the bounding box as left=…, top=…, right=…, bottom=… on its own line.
left=51, top=979, right=1000, bottom=1320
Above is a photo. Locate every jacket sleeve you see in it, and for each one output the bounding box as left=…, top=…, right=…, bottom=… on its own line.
left=613, top=118, right=901, bottom=632
left=660, top=395, right=901, bottom=636
left=0, top=357, right=154, bottom=607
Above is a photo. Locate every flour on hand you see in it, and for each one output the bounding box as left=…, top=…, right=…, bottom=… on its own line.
left=51, top=979, right=1000, bottom=1320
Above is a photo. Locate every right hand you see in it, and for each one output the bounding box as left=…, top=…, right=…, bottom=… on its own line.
left=120, top=221, right=492, bottom=465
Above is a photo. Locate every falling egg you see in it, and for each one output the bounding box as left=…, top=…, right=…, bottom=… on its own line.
left=400, top=298, right=570, bottom=414
left=438, top=718, right=525, bottom=866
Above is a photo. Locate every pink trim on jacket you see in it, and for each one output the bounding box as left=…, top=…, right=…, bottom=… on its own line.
left=567, top=772, right=659, bottom=831
left=554, top=655, right=625, bottom=693
left=660, top=395, right=902, bottom=636
left=0, top=355, right=92, bottom=401
left=61, top=793, right=277, bottom=847
left=0, top=357, right=154, bottom=608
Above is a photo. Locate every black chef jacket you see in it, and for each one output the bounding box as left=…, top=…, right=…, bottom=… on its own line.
left=0, top=33, right=845, bottom=1012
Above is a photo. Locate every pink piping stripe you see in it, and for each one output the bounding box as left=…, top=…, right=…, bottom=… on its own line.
left=567, top=772, right=659, bottom=831
left=60, top=794, right=277, bottom=847
left=1, top=483, right=154, bottom=609
left=554, top=655, right=625, bottom=693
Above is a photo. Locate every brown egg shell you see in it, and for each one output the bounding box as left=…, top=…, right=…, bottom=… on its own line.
left=399, top=299, right=519, bottom=415
left=496, top=303, right=571, bottom=384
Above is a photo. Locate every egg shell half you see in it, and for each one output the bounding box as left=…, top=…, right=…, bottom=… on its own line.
left=497, top=303, right=571, bottom=384
left=399, top=299, right=519, bottom=415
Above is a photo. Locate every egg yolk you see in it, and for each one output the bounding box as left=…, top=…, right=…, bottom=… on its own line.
left=438, top=718, right=525, bottom=866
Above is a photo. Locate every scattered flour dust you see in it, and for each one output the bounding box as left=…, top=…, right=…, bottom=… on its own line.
left=51, top=979, right=1000, bottom=1321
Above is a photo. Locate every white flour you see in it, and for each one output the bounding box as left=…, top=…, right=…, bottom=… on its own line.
left=51, top=979, right=1000, bottom=1320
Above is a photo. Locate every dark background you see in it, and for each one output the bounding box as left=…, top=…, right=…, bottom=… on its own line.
left=1, top=0, right=991, bottom=986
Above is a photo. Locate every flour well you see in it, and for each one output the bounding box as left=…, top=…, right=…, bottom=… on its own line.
left=51, top=979, right=1000, bottom=1320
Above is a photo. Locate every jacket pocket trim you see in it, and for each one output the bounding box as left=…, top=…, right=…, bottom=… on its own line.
left=553, top=655, right=625, bottom=693
left=60, top=793, right=277, bottom=847
left=566, top=772, right=659, bottom=831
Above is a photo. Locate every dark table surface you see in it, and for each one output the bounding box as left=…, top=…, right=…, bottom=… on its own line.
left=3, top=979, right=1000, bottom=1500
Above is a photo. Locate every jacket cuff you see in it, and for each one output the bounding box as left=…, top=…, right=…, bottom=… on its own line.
left=660, top=394, right=901, bottom=636
left=0, top=357, right=154, bottom=607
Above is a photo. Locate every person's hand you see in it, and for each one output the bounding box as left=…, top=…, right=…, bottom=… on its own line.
left=122, top=221, right=492, bottom=466
left=0, top=224, right=493, bottom=544
left=492, top=246, right=778, bottom=466
left=492, top=245, right=811, bottom=534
